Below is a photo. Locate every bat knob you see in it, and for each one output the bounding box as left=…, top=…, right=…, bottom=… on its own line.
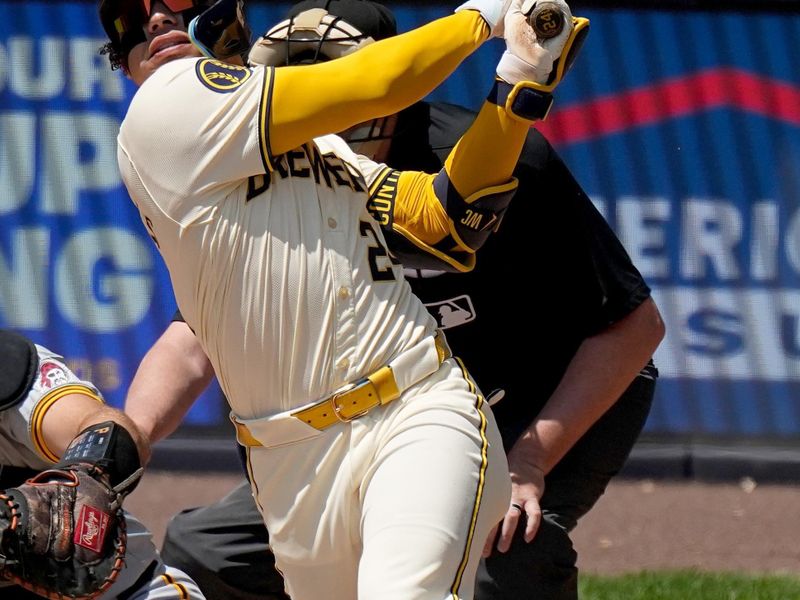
left=527, top=2, right=567, bottom=40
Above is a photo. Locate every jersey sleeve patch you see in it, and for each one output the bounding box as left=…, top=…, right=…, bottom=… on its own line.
left=367, top=167, right=399, bottom=228
left=195, top=58, right=252, bottom=93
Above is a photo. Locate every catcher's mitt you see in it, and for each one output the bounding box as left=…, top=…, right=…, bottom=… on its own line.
left=0, top=422, right=143, bottom=599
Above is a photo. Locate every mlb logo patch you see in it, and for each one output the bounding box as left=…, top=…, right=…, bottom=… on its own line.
left=424, top=295, right=476, bottom=330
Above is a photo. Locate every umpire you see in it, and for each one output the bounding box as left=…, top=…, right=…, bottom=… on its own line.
left=154, top=1, right=665, bottom=598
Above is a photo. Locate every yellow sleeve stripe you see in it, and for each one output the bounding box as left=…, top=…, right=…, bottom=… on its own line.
left=160, top=573, right=191, bottom=599
left=392, top=224, right=476, bottom=273
left=258, top=66, right=276, bottom=173
left=30, top=385, right=104, bottom=463
left=449, top=356, right=488, bottom=597
left=367, top=167, right=400, bottom=227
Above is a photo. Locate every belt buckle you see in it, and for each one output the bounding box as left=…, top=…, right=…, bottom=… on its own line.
left=332, top=378, right=379, bottom=422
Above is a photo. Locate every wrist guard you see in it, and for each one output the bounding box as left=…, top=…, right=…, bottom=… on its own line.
left=488, top=78, right=554, bottom=121
left=56, top=421, right=143, bottom=492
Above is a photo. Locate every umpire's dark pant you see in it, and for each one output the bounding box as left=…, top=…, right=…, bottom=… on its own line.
left=161, top=480, right=289, bottom=600
left=162, top=366, right=656, bottom=600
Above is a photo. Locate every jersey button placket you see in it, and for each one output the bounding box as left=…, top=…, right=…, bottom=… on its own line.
left=325, top=200, right=356, bottom=387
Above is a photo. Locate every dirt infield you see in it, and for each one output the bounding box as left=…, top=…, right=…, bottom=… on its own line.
left=126, top=470, right=800, bottom=576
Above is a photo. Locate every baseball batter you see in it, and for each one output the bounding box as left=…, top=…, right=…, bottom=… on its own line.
left=0, top=329, right=205, bottom=599
left=99, top=0, right=578, bottom=597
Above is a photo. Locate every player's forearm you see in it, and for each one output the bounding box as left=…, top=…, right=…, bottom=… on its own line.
left=125, top=322, right=215, bottom=443
left=269, top=11, right=488, bottom=155
left=444, top=99, right=530, bottom=197
left=126, top=371, right=209, bottom=444
left=510, top=298, right=665, bottom=474
left=41, top=396, right=151, bottom=466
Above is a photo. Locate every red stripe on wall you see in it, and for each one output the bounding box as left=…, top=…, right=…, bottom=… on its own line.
left=537, top=68, right=800, bottom=146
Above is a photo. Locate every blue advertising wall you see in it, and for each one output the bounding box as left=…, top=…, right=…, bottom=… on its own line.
left=1, top=2, right=799, bottom=441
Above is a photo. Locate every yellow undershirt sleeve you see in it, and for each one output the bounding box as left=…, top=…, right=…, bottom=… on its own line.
left=393, top=171, right=450, bottom=246
left=444, top=98, right=531, bottom=197
left=267, top=11, right=489, bottom=156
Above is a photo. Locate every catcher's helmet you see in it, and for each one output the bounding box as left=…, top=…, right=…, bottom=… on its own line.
left=249, top=0, right=397, bottom=67
left=0, top=330, right=37, bottom=412
left=249, top=0, right=398, bottom=157
left=98, top=0, right=214, bottom=71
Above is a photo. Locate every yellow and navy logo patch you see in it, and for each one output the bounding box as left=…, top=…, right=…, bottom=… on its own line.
left=195, top=59, right=252, bottom=93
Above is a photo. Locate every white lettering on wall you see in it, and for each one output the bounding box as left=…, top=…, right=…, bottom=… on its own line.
left=0, top=228, right=49, bottom=327
left=681, top=199, right=743, bottom=280
left=617, top=197, right=671, bottom=278
left=9, top=36, right=65, bottom=100
left=40, top=112, right=121, bottom=215
left=0, top=36, right=124, bottom=101
left=751, top=201, right=779, bottom=280
left=0, top=112, right=35, bottom=214
left=55, top=228, right=154, bottom=332
left=0, top=227, right=154, bottom=331
left=69, top=39, right=126, bottom=101
left=653, top=286, right=800, bottom=380
left=593, top=195, right=800, bottom=283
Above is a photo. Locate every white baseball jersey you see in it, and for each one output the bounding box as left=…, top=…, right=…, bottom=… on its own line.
left=0, top=344, right=205, bottom=599
left=118, top=59, right=435, bottom=420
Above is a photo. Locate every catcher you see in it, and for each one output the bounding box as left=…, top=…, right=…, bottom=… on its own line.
left=0, top=329, right=204, bottom=599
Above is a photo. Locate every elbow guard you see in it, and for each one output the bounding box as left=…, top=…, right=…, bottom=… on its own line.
left=380, top=229, right=477, bottom=273
left=367, top=167, right=515, bottom=272
left=432, top=170, right=518, bottom=252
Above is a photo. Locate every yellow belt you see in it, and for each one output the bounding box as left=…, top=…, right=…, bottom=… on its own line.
left=234, top=333, right=451, bottom=446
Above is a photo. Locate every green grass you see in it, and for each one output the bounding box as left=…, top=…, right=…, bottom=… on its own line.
left=578, top=571, right=800, bottom=599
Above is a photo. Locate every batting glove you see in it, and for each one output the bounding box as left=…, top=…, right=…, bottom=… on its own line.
left=497, top=0, right=574, bottom=85
left=490, top=0, right=589, bottom=121
left=455, top=0, right=515, bottom=38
